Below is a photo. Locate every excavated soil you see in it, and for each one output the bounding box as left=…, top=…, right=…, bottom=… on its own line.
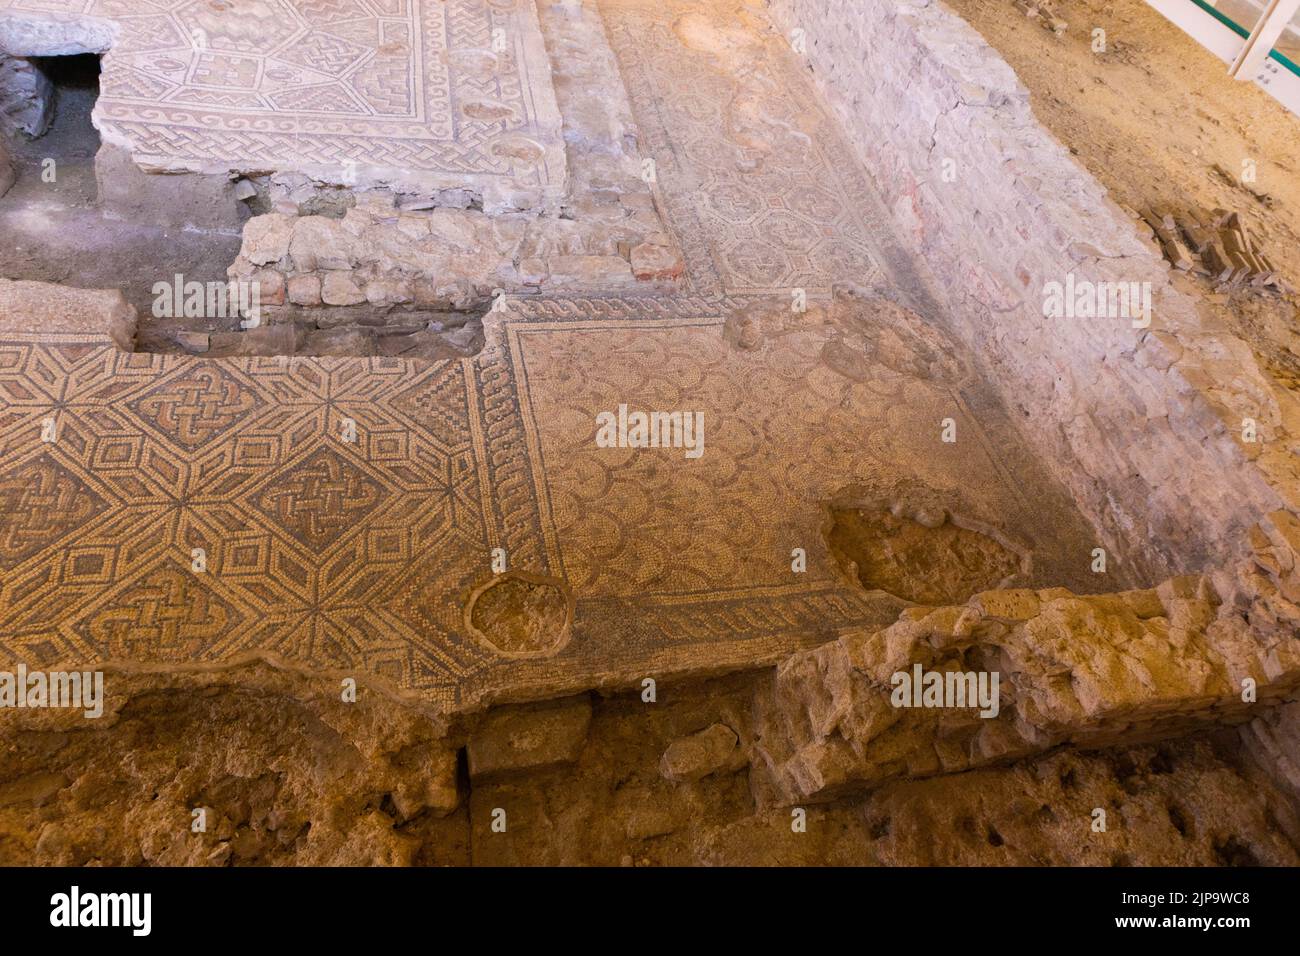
left=2, top=667, right=1296, bottom=866
left=945, top=0, right=1300, bottom=390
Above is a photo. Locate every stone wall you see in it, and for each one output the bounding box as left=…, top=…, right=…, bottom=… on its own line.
left=228, top=192, right=680, bottom=317
left=752, top=557, right=1300, bottom=805
left=764, top=0, right=1299, bottom=586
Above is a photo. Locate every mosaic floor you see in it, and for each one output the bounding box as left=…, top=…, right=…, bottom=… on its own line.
left=0, top=295, right=1100, bottom=711
left=0, top=0, right=1102, bottom=711
left=604, top=0, right=897, bottom=299
left=0, top=0, right=566, bottom=197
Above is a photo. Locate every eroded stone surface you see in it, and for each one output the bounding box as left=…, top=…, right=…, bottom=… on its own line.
left=0, top=51, right=50, bottom=135
left=0, top=665, right=462, bottom=866
left=467, top=574, right=572, bottom=658
left=1241, top=700, right=1300, bottom=804
left=752, top=571, right=1300, bottom=805
left=6, top=669, right=1294, bottom=866
left=660, top=723, right=742, bottom=782
left=466, top=674, right=1300, bottom=865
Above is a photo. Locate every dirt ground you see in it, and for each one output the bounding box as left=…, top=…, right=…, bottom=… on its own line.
left=943, top=0, right=1300, bottom=391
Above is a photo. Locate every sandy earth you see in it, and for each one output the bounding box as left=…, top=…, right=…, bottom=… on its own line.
left=943, top=0, right=1300, bottom=390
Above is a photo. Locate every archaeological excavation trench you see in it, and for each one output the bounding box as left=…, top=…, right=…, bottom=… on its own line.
left=0, top=0, right=1298, bottom=869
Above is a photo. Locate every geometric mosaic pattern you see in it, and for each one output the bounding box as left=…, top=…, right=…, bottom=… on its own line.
left=0, top=296, right=1092, bottom=713
left=601, top=0, right=889, bottom=297
left=0, top=0, right=566, bottom=195
left=0, top=1, right=1099, bottom=714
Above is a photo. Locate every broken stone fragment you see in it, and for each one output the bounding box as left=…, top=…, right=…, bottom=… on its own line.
left=251, top=269, right=285, bottom=306
left=467, top=696, right=593, bottom=780
left=0, top=53, right=54, bottom=137
left=386, top=743, right=461, bottom=820
left=659, top=723, right=743, bottom=783
left=1202, top=242, right=1235, bottom=283
left=0, top=278, right=136, bottom=351
left=752, top=565, right=1300, bottom=805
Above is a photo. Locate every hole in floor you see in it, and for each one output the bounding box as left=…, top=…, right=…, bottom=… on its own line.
left=826, top=506, right=1026, bottom=605
left=3, top=53, right=102, bottom=190
left=1, top=52, right=241, bottom=322
left=465, top=572, right=574, bottom=659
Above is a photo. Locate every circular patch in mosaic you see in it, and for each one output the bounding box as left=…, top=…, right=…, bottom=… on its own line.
left=464, top=571, right=574, bottom=659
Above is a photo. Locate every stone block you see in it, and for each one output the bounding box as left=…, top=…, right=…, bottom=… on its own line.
left=467, top=696, right=592, bottom=779
left=0, top=278, right=136, bottom=350
left=659, top=723, right=742, bottom=783
left=286, top=274, right=322, bottom=307
left=321, top=273, right=367, bottom=306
